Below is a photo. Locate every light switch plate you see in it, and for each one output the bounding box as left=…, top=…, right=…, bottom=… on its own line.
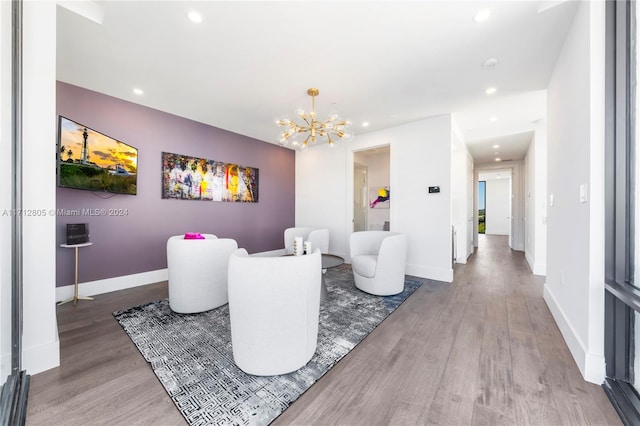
left=579, top=184, right=587, bottom=203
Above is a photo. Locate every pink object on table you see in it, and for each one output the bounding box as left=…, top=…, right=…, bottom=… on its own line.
left=184, top=232, right=205, bottom=240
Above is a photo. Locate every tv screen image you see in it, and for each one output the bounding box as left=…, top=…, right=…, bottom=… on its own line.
left=57, top=116, right=138, bottom=195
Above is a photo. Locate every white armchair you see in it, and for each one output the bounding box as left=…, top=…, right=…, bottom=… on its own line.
left=228, top=248, right=322, bottom=376
left=284, top=227, right=329, bottom=254
left=349, top=231, right=408, bottom=296
left=166, top=234, right=238, bottom=313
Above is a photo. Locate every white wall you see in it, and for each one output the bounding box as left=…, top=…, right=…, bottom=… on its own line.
left=0, top=2, right=59, bottom=376
left=485, top=178, right=511, bottom=235
left=451, top=121, right=473, bottom=263
left=545, top=0, right=605, bottom=384
left=296, top=115, right=454, bottom=282
left=524, top=126, right=547, bottom=276
left=0, top=0, right=12, bottom=381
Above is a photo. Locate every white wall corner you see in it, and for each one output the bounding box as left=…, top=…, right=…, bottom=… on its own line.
left=21, top=0, right=59, bottom=375
left=22, top=337, right=60, bottom=375
left=526, top=252, right=547, bottom=276
left=56, top=269, right=168, bottom=302
left=533, top=262, right=546, bottom=276
left=584, top=351, right=606, bottom=385
left=525, top=252, right=535, bottom=273
left=543, top=284, right=603, bottom=384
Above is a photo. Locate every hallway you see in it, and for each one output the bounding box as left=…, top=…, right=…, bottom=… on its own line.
left=277, top=235, right=621, bottom=425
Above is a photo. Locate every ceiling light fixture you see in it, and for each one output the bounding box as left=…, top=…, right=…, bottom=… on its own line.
left=485, top=86, right=497, bottom=95
left=490, top=116, right=498, bottom=122
left=474, top=9, right=491, bottom=23
left=133, top=88, right=144, bottom=95
left=187, top=11, right=203, bottom=23
left=495, top=158, right=502, bottom=162
left=276, top=88, right=352, bottom=149
left=492, top=144, right=500, bottom=149
left=362, top=122, right=370, bottom=128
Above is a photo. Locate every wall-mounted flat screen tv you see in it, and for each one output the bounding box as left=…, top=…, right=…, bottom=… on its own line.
left=57, top=116, right=138, bottom=195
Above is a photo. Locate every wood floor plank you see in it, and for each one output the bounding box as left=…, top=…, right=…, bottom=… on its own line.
left=471, top=402, right=517, bottom=426
left=588, top=382, right=628, bottom=425
left=473, top=296, right=516, bottom=422
left=553, top=388, right=610, bottom=426
left=509, top=328, right=555, bottom=407
left=26, top=236, right=622, bottom=426
left=514, top=395, right=563, bottom=426
left=423, top=302, right=485, bottom=425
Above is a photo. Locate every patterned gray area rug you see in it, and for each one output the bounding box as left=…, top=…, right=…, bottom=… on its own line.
left=114, top=266, right=425, bottom=426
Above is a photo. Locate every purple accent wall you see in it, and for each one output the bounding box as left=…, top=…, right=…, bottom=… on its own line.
left=56, top=82, right=295, bottom=286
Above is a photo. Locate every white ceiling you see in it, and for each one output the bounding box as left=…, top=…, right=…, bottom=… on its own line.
left=56, top=1, right=578, bottom=163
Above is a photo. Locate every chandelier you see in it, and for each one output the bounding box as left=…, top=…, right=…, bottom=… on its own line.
left=277, top=88, right=353, bottom=149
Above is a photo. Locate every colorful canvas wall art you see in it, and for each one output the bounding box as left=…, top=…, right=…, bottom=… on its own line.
left=162, top=152, right=258, bottom=202
left=370, top=186, right=390, bottom=209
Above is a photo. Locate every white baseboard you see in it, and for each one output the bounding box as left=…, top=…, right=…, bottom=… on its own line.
left=56, top=269, right=168, bottom=302
left=525, top=252, right=534, bottom=272
left=22, top=337, right=60, bottom=375
left=543, top=283, right=605, bottom=384
left=525, top=252, right=546, bottom=276
left=533, top=262, right=546, bottom=276
left=405, top=263, right=453, bottom=283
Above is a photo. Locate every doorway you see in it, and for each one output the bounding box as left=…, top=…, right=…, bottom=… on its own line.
left=353, top=146, right=390, bottom=232
left=354, top=163, right=368, bottom=232
left=478, top=170, right=512, bottom=238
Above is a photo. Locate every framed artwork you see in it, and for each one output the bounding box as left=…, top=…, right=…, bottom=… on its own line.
left=370, top=186, right=390, bottom=209
left=162, top=152, right=258, bottom=202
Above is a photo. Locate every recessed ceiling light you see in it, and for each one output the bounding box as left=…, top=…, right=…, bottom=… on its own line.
left=492, top=144, right=500, bottom=149
left=362, top=122, right=370, bottom=127
left=490, top=116, right=498, bottom=122
left=481, top=57, right=499, bottom=69
left=133, top=88, right=144, bottom=95
left=474, top=9, right=491, bottom=23
left=485, top=87, right=497, bottom=95
left=187, top=10, right=203, bottom=23
left=495, top=158, right=502, bottom=162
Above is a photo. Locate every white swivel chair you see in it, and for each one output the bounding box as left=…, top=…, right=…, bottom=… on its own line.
left=166, top=234, right=238, bottom=313
left=228, top=248, right=321, bottom=376
left=284, top=227, right=329, bottom=254
left=349, top=231, right=408, bottom=296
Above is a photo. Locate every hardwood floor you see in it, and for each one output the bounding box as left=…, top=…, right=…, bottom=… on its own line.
left=26, top=235, right=621, bottom=425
